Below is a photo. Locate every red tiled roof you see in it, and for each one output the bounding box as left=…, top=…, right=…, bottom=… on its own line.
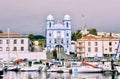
left=83, top=35, right=99, bottom=39
left=0, top=33, right=21, bottom=37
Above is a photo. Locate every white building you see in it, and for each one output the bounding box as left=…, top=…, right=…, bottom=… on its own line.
left=77, top=34, right=120, bottom=59
left=46, top=14, right=72, bottom=53
left=0, top=33, right=47, bottom=60
left=0, top=33, right=30, bottom=54
left=97, top=32, right=120, bottom=38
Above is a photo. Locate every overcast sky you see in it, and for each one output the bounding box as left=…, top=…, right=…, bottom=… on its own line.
left=0, top=0, right=120, bottom=36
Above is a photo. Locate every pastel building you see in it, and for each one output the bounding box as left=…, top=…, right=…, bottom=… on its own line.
left=46, top=14, right=72, bottom=53
left=0, top=33, right=31, bottom=53
left=76, top=34, right=120, bottom=59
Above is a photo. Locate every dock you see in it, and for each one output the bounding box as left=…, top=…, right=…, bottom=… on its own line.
left=102, top=69, right=117, bottom=73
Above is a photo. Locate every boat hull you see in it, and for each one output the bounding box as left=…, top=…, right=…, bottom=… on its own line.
left=72, top=66, right=102, bottom=73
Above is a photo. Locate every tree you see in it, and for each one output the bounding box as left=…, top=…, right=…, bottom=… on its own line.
left=72, top=33, right=77, bottom=41
left=72, top=30, right=82, bottom=41
left=89, top=28, right=97, bottom=35
left=0, top=30, right=3, bottom=33
left=28, top=34, right=34, bottom=41
left=76, top=32, right=82, bottom=39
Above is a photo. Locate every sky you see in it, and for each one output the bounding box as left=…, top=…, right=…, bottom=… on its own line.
left=0, top=0, right=120, bottom=36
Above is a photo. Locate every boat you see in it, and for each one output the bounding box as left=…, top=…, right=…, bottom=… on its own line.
left=0, top=62, right=4, bottom=78
left=112, top=40, right=120, bottom=73
left=46, top=61, right=71, bottom=73
left=20, top=60, right=45, bottom=72
left=2, top=61, right=20, bottom=71
left=72, top=62, right=102, bottom=73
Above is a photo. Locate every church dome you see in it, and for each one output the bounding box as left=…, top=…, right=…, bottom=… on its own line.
left=47, top=14, right=54, bottom=20
left=64, top=14, right=71, bottom=20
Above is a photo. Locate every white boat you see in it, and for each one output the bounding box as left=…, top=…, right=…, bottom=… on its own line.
left=20, top=61, right=45, bottom=72
left=47, top=65, right=71, bottom=73
left=46, top=61, right=71, bottom=73
left=115, top=65, right=120, bottom=73
left=72, top=62, right=102, bottom=73
left=73, top=65, right=102, bottom=73
left=3, top=61, right=20, bottom=71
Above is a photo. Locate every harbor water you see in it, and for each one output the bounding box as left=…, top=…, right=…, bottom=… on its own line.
left=2, top=71, right=120, bottom=79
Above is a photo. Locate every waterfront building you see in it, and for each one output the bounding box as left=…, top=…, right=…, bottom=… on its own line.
left=0, top=33, right=31, bottom=54
left=76, top=34, right=120, bottom=59
left=46, top=14, right=72, bottom=54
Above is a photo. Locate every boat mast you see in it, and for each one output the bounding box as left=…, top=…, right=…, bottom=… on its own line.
left=7, top=28, right=10, bottom=61
left=113, top=40, right=120, bottom=61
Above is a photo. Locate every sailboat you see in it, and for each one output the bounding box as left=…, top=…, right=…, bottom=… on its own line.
left=113, top=40, right=120, bottom=73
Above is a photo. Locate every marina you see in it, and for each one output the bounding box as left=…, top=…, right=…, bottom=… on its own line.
left=2, top=71, right=120, bottom=79
left=1, top=58, right=120, bottom=79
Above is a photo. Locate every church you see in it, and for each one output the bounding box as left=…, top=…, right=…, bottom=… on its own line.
left=46, top=14, right=72, bottom=54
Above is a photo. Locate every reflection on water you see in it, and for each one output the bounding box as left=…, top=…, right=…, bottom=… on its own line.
left=2, top=71, right=120, bottom=79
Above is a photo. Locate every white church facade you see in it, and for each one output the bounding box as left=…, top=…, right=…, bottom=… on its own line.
left=46, top=14, right=72, bottom=54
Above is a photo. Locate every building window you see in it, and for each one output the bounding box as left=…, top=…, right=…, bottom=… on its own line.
left=6, top=40, right=10, bottom=44
left=66, top=33, right=69, bottom=36
left=109, top=47, right=112, bottom=52
left=67, top=45, right=69, bottom=48
left=67, top=40, right=69, bottom=43
left=79, top=48, right=82, bottom=51
left=66, top=22, right=68, bottom=27
left=21, top=47, right=24, bottom=51
left=54, top=39, right=57, bottom=43
left=88, top=47, right=91, bottom=52
left=115, top=42, right=117, bottom=44
left=109, top=42, right=112, bottom=46
left=14, top=39, right=17, bottom=44
left=95, top=42, right=98, bottom=46
left=13, top=47, right=17, bottom=51
left=49, top=33, right=51, bottom=36
left=61, top=39, right=63, bottom=43
left=6, top=47, right=10, bottom=51
left=49, top=22, right=51, bottom=27
left=79, top=42, right=82, bottom=46
left=95, top=47, right=98, bottom=52
left=0, top=47, right=2, bottom=51
left=49, top=40, right=51, bottom=43
left=21, top=40, right=24, bottom=44
left=88, top=42, right=91, bottom=46
left=0, top=40, right=2, bottom=44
